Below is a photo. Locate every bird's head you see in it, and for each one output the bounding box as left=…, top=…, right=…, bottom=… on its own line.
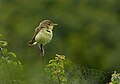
left=40, top=20, right=57, bottom=30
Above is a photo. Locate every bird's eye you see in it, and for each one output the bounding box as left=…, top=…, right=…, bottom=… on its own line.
left=48, top=24, right=50, bottom=25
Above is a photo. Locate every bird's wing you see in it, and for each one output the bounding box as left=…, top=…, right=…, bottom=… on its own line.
left=32, top=27, right=41, bottom=40
left=27, top=27, right=41, bottom=45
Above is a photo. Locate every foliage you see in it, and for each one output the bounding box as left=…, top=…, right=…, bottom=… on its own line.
left=46, top=54, right=67, bottom=84
left=0, top=0, right=120, bottom=70
left=0, top=36, right=112, bottom=84
left=0, top=37, right=23, bottom=84
left=0, top=34, right=117, bottom=84
left=109, top=71, right=120, bottom=84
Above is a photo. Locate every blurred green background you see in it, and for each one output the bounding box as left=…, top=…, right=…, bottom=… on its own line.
left=0, top=0, right=120, bottom=71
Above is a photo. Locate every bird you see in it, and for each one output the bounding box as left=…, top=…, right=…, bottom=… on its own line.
left=27, top=20, right=57, bottom=57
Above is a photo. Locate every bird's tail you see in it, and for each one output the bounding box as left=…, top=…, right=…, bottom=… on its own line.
left=27, top=40, right=37, bottom=46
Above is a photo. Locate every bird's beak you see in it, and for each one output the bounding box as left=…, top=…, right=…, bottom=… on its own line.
left=53, top=23, right=58, bottom=26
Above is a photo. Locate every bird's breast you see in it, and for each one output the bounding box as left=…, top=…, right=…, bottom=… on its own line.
left=35, top=29, right=53, bottom=45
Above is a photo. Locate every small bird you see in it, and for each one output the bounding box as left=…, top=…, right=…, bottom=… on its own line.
left=27, top=20, right=57, bottom=57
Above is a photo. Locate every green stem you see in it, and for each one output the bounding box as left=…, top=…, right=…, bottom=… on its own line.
left=57, top=74, right=61, bottom=84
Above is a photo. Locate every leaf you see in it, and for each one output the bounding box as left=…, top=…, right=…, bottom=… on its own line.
left=47, top=63, right=54, bottom=67
left=0, top=41, right=8, bottom=47
left=60, top=76, right=67, bottom=82
left=6, top=52, right=16, bottom=58
left=52, top=75, right=58, bottom=80
left=60, top=70, right=65, bottom=75
left=58, top=63, right=64, bottom=68
left=51, top=71, right=57, bottom=75
left=49, top=60, right=55, bottom=63
left=1, top=48, right=7, bottom=54
left=17, top=61, right=22, bottom=65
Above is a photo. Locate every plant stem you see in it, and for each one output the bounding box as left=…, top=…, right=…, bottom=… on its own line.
left=57, top=74, right=61, bottom=84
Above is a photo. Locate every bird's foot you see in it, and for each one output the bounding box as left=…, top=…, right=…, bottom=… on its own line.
left=40, top=51, right=45, bottom=57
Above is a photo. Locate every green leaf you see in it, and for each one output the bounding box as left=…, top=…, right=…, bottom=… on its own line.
left=1, top=48, right=7, bottom=54
left=60, top=70, right=65, bottom=75
left=49, top=60, right=55, bottom=63
left=17, top=61, right=22, bottom=65
left=52, top=75, right=58, bottom=80
left=58, top=64, right=64, bottom=68
left=0, top=41, right=8, bottom=47
left=47, top=63, right=54, bottom=67
left=6, top=52, right=16, bottom=58
left=60, top=76, right=67, bottom=82
left=51, top=71, right=57, bottom=75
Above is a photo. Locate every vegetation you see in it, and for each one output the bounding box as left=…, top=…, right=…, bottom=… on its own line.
left=46, top=54, right=67, bottom=84
left=0, top=37, right=23, bottom=84
left=0, top=0, right=120, bottom=83
left=0, top=36, right=120, bottom=84
left=0, top=0, right=120, bottom=71
left=109, top=71, right=120, bottom=84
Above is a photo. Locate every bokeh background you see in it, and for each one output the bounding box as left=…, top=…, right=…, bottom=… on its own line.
left=0, top=0, right=120, bottom=71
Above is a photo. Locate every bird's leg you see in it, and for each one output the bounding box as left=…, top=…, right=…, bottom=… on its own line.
left=40, top=44, right=44, bottom=56
left=38, top=44, right=45, bottom=69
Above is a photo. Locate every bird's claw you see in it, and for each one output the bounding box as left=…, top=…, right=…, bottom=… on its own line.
left=40, top=52, right=45, bottom=57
